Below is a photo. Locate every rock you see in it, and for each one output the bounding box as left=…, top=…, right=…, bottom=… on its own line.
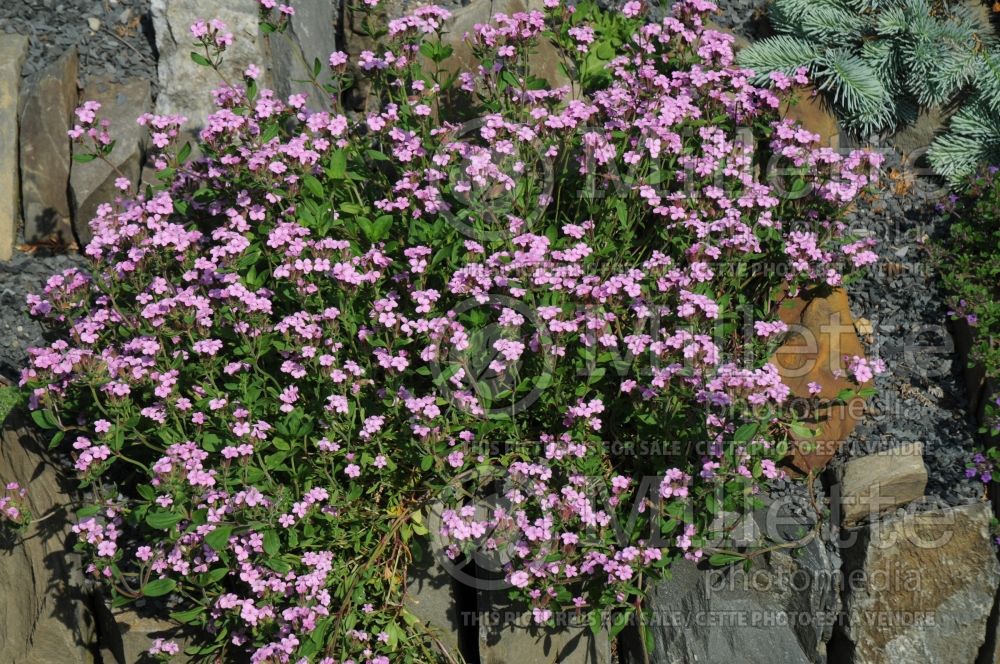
left=835, top=442, right=928, bottom=526
left=151, top=0, right=268, bottom=134
left=855, top=317, right=874, bottom=338
left=338, top=0, right=403, bottom=110
left=87, top=16, right=101, bottom=32
left=477, top=589, right=612, bottom=664
left=836, top=503, right=1000, bottom=664
left=0, top=411, right=98, bottom=662
left=405, top=506, right=468, bottom=661
left=408, top=504, right=606, bottom=663
left=94, top=598, right=193, bottom=664
left=622, top=499, right=841, bottom=664
left=782, top=87, right=841, bottom=149
left=890, top=106, right=948, bottom=157
left=441, top=0, right=569, bottom=90
left=772, top=287, right=871, bottom=474
left=69, top=78, right=151, bottom=246
left=20, top=47, right=79, bottom=246
left=0, top=35, right=28, bottom=261
left=261, top=0, right=338, bottom=112
left=978, top=588, right=1000, bottom=664
left=340, top=0, right=570, bottom=110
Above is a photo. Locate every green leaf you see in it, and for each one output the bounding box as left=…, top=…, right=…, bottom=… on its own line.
left=609, top=612, right=629, bottom=637
left=303, top=175, right=325, bottom=198
left=30, top=408, right=59, bottom=430
left=202, top=567, right=229, bottom=584
left=190, top=52, right=213, bottom=67
left=329, top=150, right=347, bottom=179
left=47, top=429, right=65, bottom=450
left=709, top=552, right=745, bottom=566
left=790, top=422, right=818, bottom=438
left=170, top=607, right=204, bottom=624
left=263, top=529, right=280, bottom=557
left=72, top=153, right=97, bottom=163
left=643, top=622, right=655, bottom=652
left=146, top=510, right=184, bottom=530
left=143, top=578, right=177, bottom=597
left=76, top=504, right=101, bottom=518
left=369, top=215, right=393, bottom=241
left=836, top=388, right=856, bottom=401
left=204, top=525, right=233, bottom=552
left=588, top=610, right=602, bottom=635
left=734, top=422, right=759, bottom=442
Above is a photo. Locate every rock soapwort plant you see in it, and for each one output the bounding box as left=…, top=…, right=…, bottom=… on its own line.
left=11, top=0, right=882, bottom=661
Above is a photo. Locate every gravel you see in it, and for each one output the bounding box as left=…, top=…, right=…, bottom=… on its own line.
left=828, top=149, right=983, bottom=508
left=0, top=252, right=87, bottom=383
left=0, top=0, right=156, bottom=90
left=710, top=0, right=772, bottom=39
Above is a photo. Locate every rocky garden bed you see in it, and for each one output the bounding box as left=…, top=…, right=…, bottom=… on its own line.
left=1, top=1, right=999, bottom=664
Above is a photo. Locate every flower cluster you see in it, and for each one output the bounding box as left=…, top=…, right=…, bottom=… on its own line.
left=16, top=0, right=882, bottom=661
left=967, top=452, right=994, bottom=484
left=0, top=482, right=28, bottom=527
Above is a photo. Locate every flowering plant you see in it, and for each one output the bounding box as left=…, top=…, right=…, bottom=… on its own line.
left=937, top=168, right=1000, bottom=485
left=15, top=0, right=881, bottom=661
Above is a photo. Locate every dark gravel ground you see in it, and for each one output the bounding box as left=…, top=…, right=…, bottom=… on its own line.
left=829, top=150, right=983, bottom=508
left=0, top=0, right=156, bottom=88
left=710, top=0, right=772, bottom=38
left=0, top=253, right=87, bottom=383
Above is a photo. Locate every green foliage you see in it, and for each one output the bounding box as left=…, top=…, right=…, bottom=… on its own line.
left=0, top=386, right=18, bottom=425
left=739, top=0, right=1000, bottom=182
left=936, top=168, right=1000, bottom=435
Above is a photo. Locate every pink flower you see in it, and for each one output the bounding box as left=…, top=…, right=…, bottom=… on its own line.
left=622, top=1, right=643, bottom=17
left=510, top=570, right=530, bottom=588
left=192, top=338, right=224, bottom=355
left=532, top=607, right=552, bottom=624
left=754, top=320, right=788, bottom=338
left=659, top=468, right=691, bottom=499
left=279, top=385, right=299, bottom=412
